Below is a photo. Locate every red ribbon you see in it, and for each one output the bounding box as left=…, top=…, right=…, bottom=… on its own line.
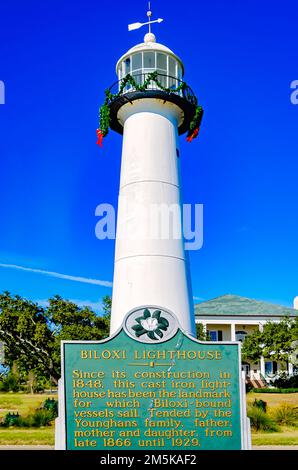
left=186, top=127, right=200, bottom=143
left=96, top=129, right=104, bottom=147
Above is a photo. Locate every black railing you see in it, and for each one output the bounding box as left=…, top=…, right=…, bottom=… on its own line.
left=107, top=72, right=198, bottom=107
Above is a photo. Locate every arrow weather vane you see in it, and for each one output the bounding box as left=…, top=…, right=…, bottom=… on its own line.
left=128, top=1, right=164, bottom=32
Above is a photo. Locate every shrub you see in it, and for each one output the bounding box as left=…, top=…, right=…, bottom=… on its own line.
left=247, top=406, right=279, bottom=432
left=2, top=412, right=20, bottom=427
left=272, top=372, right=298, bottom=389
left=28, top=409, right=54, bottom=427
left=4, top=409, right=55, bottom=427
left=272, top=404, right=298, bottom=427
left=1, top=399, right=58, bottom=428
left=0, top=373, right=22, bottom=392
left=252, top=398, right=267, bottom=413
left=43, top=398, right=58, bottom=417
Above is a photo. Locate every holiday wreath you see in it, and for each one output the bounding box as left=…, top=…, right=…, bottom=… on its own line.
left=96, top=71, right=203, bottom=147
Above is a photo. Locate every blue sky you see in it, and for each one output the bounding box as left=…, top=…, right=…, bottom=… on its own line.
left=0, top=0, right=297, bottom=311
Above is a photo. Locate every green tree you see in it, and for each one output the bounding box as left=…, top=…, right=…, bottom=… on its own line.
left=242, top=317, right=296, bottom=363
left=0, top=292, right=111, bottom=385
left=0, top=291, right=56, bottom=382
left=102, top=295, right=112, bottom=320
left=290, top=316, right=298, bottom=342
left=241, top=328, right=264, bottom=362
left=46, top=295, right=111, bottom=377
left=196, top=323, right=210, bottom=341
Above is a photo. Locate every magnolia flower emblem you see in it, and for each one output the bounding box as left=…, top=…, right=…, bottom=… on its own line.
left=131, top=308, right=169, bottom=340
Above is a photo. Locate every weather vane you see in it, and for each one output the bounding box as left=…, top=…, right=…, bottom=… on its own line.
left=128, top=1, right=163, bottom=32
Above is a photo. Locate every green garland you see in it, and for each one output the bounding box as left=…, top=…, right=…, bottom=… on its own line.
left=98, top=71, right=203, bottom=140
left=189, top=105, right=204, bottom=134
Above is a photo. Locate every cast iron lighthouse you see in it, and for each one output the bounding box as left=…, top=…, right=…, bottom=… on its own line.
left=99, top=7, right=203, bottom=336
left=56, top=7, right=251, bottom=452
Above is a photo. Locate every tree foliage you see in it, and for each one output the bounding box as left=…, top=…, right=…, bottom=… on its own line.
left=0, top=292, right=111, bottom=385
left=196, top=323, right=210, bottom=341
left=242, top=317, right=297, bottom=362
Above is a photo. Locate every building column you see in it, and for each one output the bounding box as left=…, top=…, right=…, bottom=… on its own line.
left=258, top=323, right=265, bottom=377
left=231, top=323, right=236, bottom=341
left=260, top=356, right=265, bottom=377
left=288, top=362, right=294, bottom=376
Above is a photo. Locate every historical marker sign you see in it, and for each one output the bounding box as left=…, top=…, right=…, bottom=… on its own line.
left=61, top=308, right=246, bottom=450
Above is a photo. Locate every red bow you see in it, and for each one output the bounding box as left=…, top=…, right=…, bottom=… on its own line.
left=186, top=127, right=200, bottom=143
left=96, top=129, right=104, bottom=147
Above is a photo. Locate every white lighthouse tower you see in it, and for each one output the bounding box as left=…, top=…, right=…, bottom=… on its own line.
left=106, top=7, right=202, bottom=337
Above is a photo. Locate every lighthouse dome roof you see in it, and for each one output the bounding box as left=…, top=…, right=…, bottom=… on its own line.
left=116, top=33, right=184, bottom=75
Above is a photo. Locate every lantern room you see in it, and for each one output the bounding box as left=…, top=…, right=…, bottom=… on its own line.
left=107, top=32, right=199, bottom=136
left=116, top=32, right=184, bottom=91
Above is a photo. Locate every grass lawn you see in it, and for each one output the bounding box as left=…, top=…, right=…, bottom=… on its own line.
left=0, top=427, right=54, bottom=445
left=0, top=393, right=56, bottom=445
left=248, top=392, right=298, bottom=446
left=0, top=392, right=297, bottom=446
left=247, top=392, right=298, bottom=409
left=252, top=427, right=298, bottom=446
left=0, top=393, right=56, bottom=420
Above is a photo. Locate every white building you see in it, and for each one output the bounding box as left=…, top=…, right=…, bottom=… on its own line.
left=195, top=294, right=298, bottom=386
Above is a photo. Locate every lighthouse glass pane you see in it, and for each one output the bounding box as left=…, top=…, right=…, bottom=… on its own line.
left=132, top=53, right=142, bottom=71
left=157, top=53, right=167, bottom=71
left=143, top=52, right=155, bottom=69
left=169, top=57, right=176, bottom=77
left=156, top=53, right=167, bottom=88
left=131, top=53, right=142, bottom=86
left=177, top=66, right=183, bottom=95
left=169, top=57, right=177, bottom=89
left=178, top=65, right=182, bottom=80
left=156, top=70, right=167, bottom=88
left=123, top=58, right=132, bottom=91
left=125, top=58, right=131, bottom=74
left=132, top=71, right=142, bottom=86
left=118, top=67, right=123, bottom=91
left=143, top=52, right=155, bottom=89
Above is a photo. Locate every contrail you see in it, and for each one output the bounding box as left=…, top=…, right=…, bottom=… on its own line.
left=0, top=263, right=113, bottom=288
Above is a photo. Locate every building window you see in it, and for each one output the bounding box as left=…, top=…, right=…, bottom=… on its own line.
left=264, top=361, right=277, bottom=375
left=242, top=363, right=250, bottom=376
left=235, top=330, right=247, bottom=342
left=209, top=331, right=217, bottom=341
left=265, top=361, right=273, bottom=375
left=208, top=330, right=223, bottom=341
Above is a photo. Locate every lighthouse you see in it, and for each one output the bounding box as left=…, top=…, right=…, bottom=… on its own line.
left=100, top=7, right=203, bottom=337
left=56, top=8, right=251, bottom=452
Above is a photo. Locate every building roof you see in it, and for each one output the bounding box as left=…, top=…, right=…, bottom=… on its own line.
left=195, top=294, right=298, bottom=318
